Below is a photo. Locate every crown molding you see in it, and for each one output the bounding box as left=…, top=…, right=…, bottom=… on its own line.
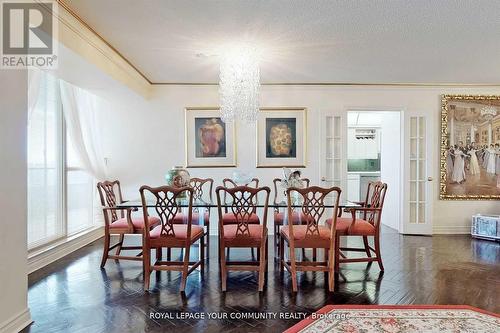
left=56, top=1, right=500, bottom=89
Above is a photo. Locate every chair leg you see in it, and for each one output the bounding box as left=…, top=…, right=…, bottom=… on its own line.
left=257, top=248, right=260, bottom=261
left=156, top=247, right=162, bottom=261
left=335, top=235, right=340, bottom=273
left=363, top=236, right=372, bottom=257
left=251, top=247, right=255, bottom=258
left=100, top=233, right=111, bottom=268
left=301, top=248, right=306, bottom=260
left=115, top=234, right=124, bottom=255
left=327, top=247, right=335, bottom=292
left=274, top=225, right=279, bottom=260
left=265, top=237, right=269, bottom=273
left=258, top=241, right=266, bottom=292
left=167, top=247, right=171, bottom=261
left=180, top=245, right=190, bottom=292
left=290, top=244, right=298, bottom=292
left=312, top=248, right=317, bottom=262
left=200, top=237, right=205, bottom=271
left=279, top=236, right=285, bottom=272
left=143, top=247, right=151, bottom=291
left=220, top=242, right=227, bottom=291
left=205, top=220, right=210, bottom=259
left=374, top=234, right=384, bottom=271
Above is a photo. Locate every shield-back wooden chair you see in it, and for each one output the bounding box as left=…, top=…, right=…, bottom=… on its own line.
left=272, top=177, right=311, bottom=261
left=326, top=181, right=388, bottom=272
left=222, top=178, right=260, bottom=258
left=140, top=185, right=205, bottom=292
left=216, top=185, right=270, bottom=292
left=171, top=177, right=213, bottom=259
left=279, top=186, right=341, bottom=292
left=97, top=180, right=160, bottom=268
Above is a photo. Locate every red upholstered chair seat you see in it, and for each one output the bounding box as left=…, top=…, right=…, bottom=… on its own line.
left=325, top=217, right=376, bottom=236
left=171, top=211, right=209, bottom=225
left=274, top=211, right=311, bottom=225
left=149, top=224, right=204, bottom=240
left=280, top=225, right=332, bottom=248
left=222, top=224, right=265, bottom=246
left=222, top=212, right=260, bottom=224
left=110, top=216, right=160, bottom=230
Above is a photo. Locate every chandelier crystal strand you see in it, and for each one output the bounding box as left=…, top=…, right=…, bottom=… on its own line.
left=219, top=45, right=260, bottom=123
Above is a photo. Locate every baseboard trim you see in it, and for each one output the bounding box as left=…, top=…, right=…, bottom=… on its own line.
left=0, top=308, right=32, bottom=333
left=28, top=227, right=104, bottom=274
left=432, top=225, right=471, bottom=235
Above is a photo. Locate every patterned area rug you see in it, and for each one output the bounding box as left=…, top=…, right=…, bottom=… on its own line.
left=284, top=305, right=500, bottom=333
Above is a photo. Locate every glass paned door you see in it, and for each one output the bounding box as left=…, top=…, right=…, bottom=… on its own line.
left=403, top=114, right=432, bottom=234
left=320, top=112, right=346, bottom=204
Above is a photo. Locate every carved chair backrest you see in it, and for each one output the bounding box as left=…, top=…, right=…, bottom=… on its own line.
left=222, top=178, right=260, bottom=213
left=140, top=185, right=193, bottom=241
left=216, top=186, right=270, bottom=238
left=97, top=180, right=124, bottom=222
left=286, top=186, right=341, bottom=244
left=189, top=177, right=214, bottom=202
left=361, top=181, right=388, bottom=226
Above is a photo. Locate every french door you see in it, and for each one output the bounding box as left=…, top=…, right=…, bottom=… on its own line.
left=402, top=113, right=433, bottom=234
left=320, top=111, right=347, bottom=203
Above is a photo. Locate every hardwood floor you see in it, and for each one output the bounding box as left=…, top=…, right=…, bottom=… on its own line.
left=24, top=227, right=500, bottom=333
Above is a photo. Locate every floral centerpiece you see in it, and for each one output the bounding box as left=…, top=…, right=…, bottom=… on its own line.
left=280, top=167, right=304, bottom=204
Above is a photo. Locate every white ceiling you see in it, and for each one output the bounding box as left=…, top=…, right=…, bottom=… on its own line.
left=64, top=0, right=500, bottom=84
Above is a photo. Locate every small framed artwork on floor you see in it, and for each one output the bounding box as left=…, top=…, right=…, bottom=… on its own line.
left=256, top=107, right=307, bottom=168
left=185, top=107, right=236, bottom=167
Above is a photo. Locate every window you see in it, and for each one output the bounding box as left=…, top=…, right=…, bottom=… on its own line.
left=28, top=71, right=97, bottom=250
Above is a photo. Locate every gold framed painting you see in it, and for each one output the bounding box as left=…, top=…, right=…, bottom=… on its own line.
left=440, top=95, right=500, bottom=199
left=256, top=107, right=307, bottom=168
left=185, top=107, right=236, bottom=168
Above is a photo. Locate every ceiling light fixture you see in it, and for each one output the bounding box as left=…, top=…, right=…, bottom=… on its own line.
left=219, top=43, right=260, bottom=123
left=480, top=103, right=497, bottom=120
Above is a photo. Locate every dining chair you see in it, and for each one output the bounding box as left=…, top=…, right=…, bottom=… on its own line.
left=272, top=177, right=311, bottom=261
left=279, top=186, right=341, bottom=292
left=221, top=178, right=260, bottom=258
left=326, top=181, right=388, bottom=272
left=140, top=185, right=205, bottom=292
left=216, top=185, right=270, bottom=292
left=97, top=180, right=160, bottom=268
left=171, top=177, right=213, bottom=259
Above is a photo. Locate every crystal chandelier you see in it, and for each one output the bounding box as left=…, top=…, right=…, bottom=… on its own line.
left=219, top=44, right=260, bottom=123
left=480, top=104, right=497, bottom=120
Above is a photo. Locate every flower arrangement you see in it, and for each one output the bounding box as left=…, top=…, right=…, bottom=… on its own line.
left=281, top=167, right=304, bottom=189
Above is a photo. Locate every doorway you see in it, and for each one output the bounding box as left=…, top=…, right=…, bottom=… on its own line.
left=347, top=111, right=402, bottom=232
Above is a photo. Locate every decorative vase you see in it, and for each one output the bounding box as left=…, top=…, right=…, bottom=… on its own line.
left=165, top=166, right=190, bottom=190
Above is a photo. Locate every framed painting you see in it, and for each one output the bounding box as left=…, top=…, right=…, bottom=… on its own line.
left=256, top=107, right=307, bottom=168
left=185, top=107, right=236, bottom=167
left=440, top=95, right=500, bottom=199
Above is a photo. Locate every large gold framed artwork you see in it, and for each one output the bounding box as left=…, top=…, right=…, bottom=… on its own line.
left=441, top=95, right=500, bottom=199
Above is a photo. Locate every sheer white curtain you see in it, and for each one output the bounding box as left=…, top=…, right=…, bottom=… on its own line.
left=59, top=80, right=107, bottom=181
left=28, top=68, right=42, bottom=123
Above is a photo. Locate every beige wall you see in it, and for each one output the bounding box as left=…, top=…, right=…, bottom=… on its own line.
left=91, top=84, right=500, bottom=235
left=0, top=71, right=31, bottom=332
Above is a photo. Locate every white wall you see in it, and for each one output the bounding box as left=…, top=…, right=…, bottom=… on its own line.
left=380, top=112, right=401, bottom=231
left=86, top=84, right=500, bottom=235
left=0, top=71, right=32, bottom=332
